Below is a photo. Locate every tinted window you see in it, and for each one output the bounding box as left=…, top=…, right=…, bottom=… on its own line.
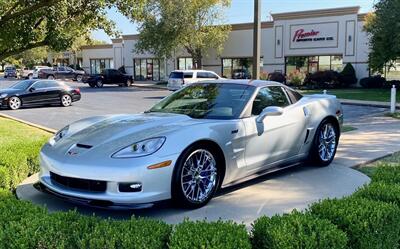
left=284, top=88, right=303, bottom=103
left=149, top=83, right=255, bottom=119
left=183, top=72, right=193, bottom=78
left=206, top=72, right=218, bottom=79
left=251, top=86, right=290, bottom=115
left=58, top=67, right=66, bottom=71
left=169, top=72, right=183, bottom=79
left=196, top=72, right=208, bottom=78
left=33, top=81, right=57, bottom=89
left=10, top=80, right=35, bottom=90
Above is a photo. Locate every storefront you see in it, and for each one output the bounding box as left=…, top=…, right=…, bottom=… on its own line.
left=81, top=6, right=371, bottom=82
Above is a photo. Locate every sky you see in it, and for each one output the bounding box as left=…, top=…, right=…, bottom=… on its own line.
left=92, top=0, right=376, bottom=43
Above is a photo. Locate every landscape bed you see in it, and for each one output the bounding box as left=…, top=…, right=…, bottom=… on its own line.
left=0, top=117, right=399, bottom=249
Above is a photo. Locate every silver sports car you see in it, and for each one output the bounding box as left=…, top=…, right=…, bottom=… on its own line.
left=39, top=80, right=343, bottom=209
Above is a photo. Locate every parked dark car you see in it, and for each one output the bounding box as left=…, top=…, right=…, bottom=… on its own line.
left=232, top=69, right=251, bottom=79
left=4, top=66, right=17, bottom=78
left=82, top=69, right=133, bottom=88
left=0, top=80, right=81, bottom=110
left=38, top=66, right=85, bottom=81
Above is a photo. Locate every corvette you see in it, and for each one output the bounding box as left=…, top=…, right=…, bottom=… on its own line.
left=39, top=80, right=343, bottom=209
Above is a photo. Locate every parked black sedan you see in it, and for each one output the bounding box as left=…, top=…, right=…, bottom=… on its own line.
left=82, top=69, right=133, bottom=88
left=0, top=80, right=81, bottom=110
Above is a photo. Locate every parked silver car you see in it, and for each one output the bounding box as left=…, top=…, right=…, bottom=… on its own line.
left=39, top=80, right=343, bottom=209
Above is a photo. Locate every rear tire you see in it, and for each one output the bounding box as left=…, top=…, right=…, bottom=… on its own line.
left=28, top=74, right=33, bottom=79
left=8, top=96, right=21, bottom=110
left=125, top=79, right=132, bottom=87
left=308, top=119, right=339, bottom=166
left=47, top=75, right=55, bottom=80
left=172, top=143, right=222, bottom=209
left=76, top=75, right=83, bottom=82
left=60, top=94, right=72, bottom=107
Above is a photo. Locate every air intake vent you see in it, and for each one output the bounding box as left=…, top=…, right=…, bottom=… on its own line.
left=76, top=143, right=93, bottom=149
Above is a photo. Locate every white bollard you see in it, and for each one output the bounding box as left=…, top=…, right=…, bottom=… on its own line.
left=390, top=85, right=397, bottom=114
left=323, top=90, right=327, bottom=95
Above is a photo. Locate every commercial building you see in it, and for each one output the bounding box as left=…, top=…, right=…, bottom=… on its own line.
left=81, top=6, right=372, bottom=82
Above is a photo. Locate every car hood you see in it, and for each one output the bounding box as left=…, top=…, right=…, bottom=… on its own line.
left=52, top=112, right=206, bottom=157
left=0, top=88, right=22, bottom=95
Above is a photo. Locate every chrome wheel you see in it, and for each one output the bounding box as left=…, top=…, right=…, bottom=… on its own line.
left=96, top=80, right=103, bottom=88
left=61, top=95, right=72, bottom=107
left=76, top=75, right=83, bottom=82
left=47, top=75, right=54, bottom=80
left=9, top=97, right=21, bottom=110
left=28, top=74, right=33, bottom=79
left=318, top=123, right=336, bottom=162
left=181, top=149, right=218, bottom=203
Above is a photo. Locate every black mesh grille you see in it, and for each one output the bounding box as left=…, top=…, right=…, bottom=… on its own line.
left=50, top=172, right=106, bottom=193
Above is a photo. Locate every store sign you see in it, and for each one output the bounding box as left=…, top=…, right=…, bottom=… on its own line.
left=289, top=22, right=338, bottom=49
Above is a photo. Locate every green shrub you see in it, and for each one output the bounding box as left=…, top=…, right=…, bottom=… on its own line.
left=0, top=193, right=171, bottom=249
left=251, top=211, right=347, bottom=249
left=169, top=220, right=251, bottom=249
left=354, top=182, right=400, bottom=207
left=309, top=197, right=400, bottom=249
left=371, top=165, right=400, bottom=184
left=339, top=63, right=357, bottom=86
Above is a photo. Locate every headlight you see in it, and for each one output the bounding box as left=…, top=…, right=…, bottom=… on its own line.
left=112, top=137, right=166, bottom=158
left=49, top=125, right=69, bottom=146
left=0, top=93, right=7, bottom=98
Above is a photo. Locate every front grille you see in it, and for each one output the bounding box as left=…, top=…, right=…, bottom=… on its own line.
left=50, top=172, right=106, bottom=193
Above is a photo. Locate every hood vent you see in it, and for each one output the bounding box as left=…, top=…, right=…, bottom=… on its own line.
left=76, top=143, right=93, bottom=149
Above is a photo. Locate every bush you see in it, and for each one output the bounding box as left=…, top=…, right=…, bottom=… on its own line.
left=339, top=63, right=357, bottom=87
left=383, top=80, right=400, bottom=89
left=169, top=220, right=251, bottom=249
left=371, top=165, right=400, bottom=184
left=251, top=211, right=347, bottom=249
left=268, top=72, right=286, bottom=83
left=309, top=197, right=400, bottom=249
left=359, top=75, right=386, bottom=88
left=354, top=182, right=400, bottom=207
left=0, top=194, right=171, bottom=249
left=304, top=70, right=341, bottom=89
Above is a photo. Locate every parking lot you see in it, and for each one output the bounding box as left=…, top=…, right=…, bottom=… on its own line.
left=0, top=77, right=387, bottom=130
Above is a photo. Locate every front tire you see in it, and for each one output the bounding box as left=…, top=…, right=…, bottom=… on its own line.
left=172, top=144, right=222, bottom=209
left=28, top=74, right=33, bottom=79
left=125, top=79, right=132, bottom=87
left=309, top=119, right=339, bottom=166
left=76, top=75, right=83, bottom=82
left=8, top=96, right=21, bottom=110
left=60, top=94, right=72, bottom=107
left=47, top=75, right=55, bottom=80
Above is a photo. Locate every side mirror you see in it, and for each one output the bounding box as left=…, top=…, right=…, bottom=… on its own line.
left=256, top=106, right=284, bottom=123
left=29, top=87, right=36, bottom=92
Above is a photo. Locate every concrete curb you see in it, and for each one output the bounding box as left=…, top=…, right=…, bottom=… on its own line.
left=0, top=113, right=56, bottom=134
left=132, top=84, right=168, bottom=90
left=339, top=99, right=400, bottom=109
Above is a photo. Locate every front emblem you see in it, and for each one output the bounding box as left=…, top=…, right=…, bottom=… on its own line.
left=67, top=149, right=79, bottom=156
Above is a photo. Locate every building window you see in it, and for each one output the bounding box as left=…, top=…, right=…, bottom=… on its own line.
left=90, top=59, right=113, bottom=74
left=221, top=58, right=263, bottom=79
left=178, top=57, right=193, bottom=70
left=285, top=55, right=343, bottom=83
left=134, top=58, right=165, bottom=81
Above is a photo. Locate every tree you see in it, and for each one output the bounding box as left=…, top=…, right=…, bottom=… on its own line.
left=134, top=0, right=231, bottom=69
left=364, top=0, right=400, bottom=72
left=0, top=0, right=143, bottom=61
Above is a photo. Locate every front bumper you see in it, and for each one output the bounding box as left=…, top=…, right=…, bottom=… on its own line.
left=39, top=146, right=179, bottom=207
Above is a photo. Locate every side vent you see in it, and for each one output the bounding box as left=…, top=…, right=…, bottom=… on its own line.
left=76, top=143, right=93, bottom=149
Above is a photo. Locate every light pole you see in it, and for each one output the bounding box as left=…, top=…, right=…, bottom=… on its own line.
left=252, top=0, right=261, bottom=80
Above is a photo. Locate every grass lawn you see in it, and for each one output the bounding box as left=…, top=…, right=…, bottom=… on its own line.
left=386, top=112, right=400, bottom=119
left=301, top=88, right=400, bottom=102
left=357, top=151, right=400, bottom=177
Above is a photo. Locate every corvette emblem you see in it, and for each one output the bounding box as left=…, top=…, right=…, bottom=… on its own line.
left=67, top=149, right=79, bottom=156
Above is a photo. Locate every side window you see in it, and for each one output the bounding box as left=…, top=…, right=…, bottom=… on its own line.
left=183, top=72, right=193, bottom=78
left=207, top=72, right=218, bottom=79
left=251, top=86, right=290, bottom=115
left=33, top=81, right=55, bottom=89
left=196, top=72, right=208, bottom=78
left=58, top=67, right=66, bottom=72
left=284, top=88, right=303, bottom=104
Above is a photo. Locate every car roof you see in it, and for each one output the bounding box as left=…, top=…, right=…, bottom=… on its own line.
left=171, top=70, right=216, bottom=73
left=194, top=79, right=285, bottom=88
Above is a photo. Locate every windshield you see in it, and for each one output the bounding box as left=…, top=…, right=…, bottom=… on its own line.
left=149, top=83, right=255, bottom=119
left=10, top=80, right=35, bottom=90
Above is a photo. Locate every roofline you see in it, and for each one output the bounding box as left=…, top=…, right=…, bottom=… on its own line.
left=271, top=6, right=360, bottom=20
left=80, top=44, right=112, bottom=49
left=357, top=13, right=368, bottom=22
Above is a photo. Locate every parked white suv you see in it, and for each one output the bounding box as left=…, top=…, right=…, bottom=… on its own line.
left=32, top=66, right=52, bottom=79
left=167, top=70, right=222, bottom=91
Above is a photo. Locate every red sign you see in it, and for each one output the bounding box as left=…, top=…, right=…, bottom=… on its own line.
left=292, top=29, right=320, bottom=42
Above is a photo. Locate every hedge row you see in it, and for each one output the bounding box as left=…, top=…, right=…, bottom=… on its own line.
left=1, top=117, right=400, bottom=248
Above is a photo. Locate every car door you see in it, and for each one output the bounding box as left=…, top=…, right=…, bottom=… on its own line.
left=243, top=86, right=307, bottom=172
left=64, top=67, right=75, bottom=79
left=21, top=81, right=53, bottom=105
left=56, top=67, right=68, bottom=79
